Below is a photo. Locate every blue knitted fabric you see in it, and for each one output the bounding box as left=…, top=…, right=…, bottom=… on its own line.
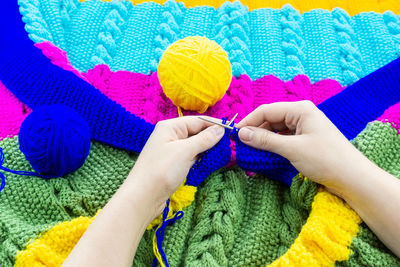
left=2, top=0, right=400, bottom=187
left=235, top=56, right=400, bottom=185
left=0, top=0, right=231, bottom=187
left=18, top=0, right=400, bottom=86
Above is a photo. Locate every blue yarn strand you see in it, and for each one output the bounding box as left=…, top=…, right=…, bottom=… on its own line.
left=153, top=199, right=184, bottom=267
left=0, top=147, right=56, bottom=193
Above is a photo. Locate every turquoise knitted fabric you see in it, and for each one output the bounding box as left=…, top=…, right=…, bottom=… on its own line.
left=19, top=0, right=400, bottom=85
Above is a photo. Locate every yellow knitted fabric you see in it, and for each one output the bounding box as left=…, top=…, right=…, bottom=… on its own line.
left=268, top=188, right=362, bottom=267
left=148, top=182, right=197, bottom=229
left=14, top=215, right=96, bottom=267
left=13, top=187, right=360, bottom=267
left=87, top=0, right=400, bottom=15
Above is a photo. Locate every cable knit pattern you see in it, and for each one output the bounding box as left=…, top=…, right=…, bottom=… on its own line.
left=383, top=11, right=400, bottom=58
left=18, top=0, right=54, bottom=43
left=59, top=0, right=80, bottom=33
left=84, top=0, right=400, bottom=16
left=0, top=41, right=343, bottom=144
left=91, top=0, right=130, bottom=66
left=2, top=119, right=400, bottom=266
left=213, top=1, right=252, bottom=77
left=332, top=8, right=364, bottom=85
left=280, top=5, right=306, bottom=79
left=17, top=0, right=400, bottom=85
left=150, top=0, right=184, bottom=71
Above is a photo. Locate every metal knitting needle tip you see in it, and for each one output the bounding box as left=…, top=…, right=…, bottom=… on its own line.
left=227, top=113, right=238, bottom=127
left=198, top=117, right=234, bottom=130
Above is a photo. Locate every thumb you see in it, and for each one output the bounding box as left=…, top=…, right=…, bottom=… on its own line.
left=181, top=125, right=225, bottom=156
left=238, top=126, right=292, bottom=157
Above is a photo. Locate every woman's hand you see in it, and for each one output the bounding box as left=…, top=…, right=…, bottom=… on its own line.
left=237, top=101, right=400, bottom=257
left=63, top=116, right=224, bottom=267
left=237, top=100, right=366, bottom=191
left=127, top=116, right=225, bottom=220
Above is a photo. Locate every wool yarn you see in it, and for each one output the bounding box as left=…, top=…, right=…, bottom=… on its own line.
left=81, top=0, right=400, bottom=15
left=2, top=114, right=400, bottom=266
left=19, top=105, right=91, bottom=178
left=20, top=0, right=400, bottom=86
left=2, top=0, right=400, bottom=187
left=235, top=56, right=400, bottom=185
left=158, top=36, right=232, bottom=115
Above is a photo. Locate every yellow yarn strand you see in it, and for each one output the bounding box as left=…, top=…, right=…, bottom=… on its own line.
left=177, top=106, right=183, bottom=117
left=158, top=36, right=232, bottom=114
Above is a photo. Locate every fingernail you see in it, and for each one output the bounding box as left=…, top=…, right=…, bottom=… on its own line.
left=239, top=127, right=254, bottom=141
left=212, top=125, right=224, bottom=136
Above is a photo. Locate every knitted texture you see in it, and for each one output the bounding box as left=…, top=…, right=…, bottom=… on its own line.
left=41, top=41, right=345, bottom=123
left=3, top=1, right=400, bottom=186
left=86, top=0, right=400, bottom=15
left=235, top=56, right=400, bottom=185
left=18, top=0, right=400, bottom=85
left=0, top=0, right=231, bottom=188
left=0, top=82, right=30, bottom=141
left=1, top=117, right=400, bottom=266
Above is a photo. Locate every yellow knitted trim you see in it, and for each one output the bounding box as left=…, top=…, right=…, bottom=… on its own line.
left=267, top=188, right=362, bottom=267
left=83, top=0, right=400, bottom=15
left=14, top=215, right=96, bottom=267
left=147, top=183, right=197, bottom=229
left=13, top=184, right=196, bottom=266
left=13, top=187, right=359, bottom=266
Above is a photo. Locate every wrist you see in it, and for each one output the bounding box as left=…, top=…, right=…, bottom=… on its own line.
left=122, top=171, right=165, bottom=224
left=326, top=149, right=379, bottom=200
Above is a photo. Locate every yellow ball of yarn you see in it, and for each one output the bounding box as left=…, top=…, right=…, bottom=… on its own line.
left=158, top=36, right=232, bottom=114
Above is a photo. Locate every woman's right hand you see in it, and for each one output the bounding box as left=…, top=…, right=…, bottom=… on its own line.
left=236, top=100, right=369, bottom=192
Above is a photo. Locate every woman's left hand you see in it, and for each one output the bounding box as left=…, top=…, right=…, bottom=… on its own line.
left=128, top=116, right=225, bottom=220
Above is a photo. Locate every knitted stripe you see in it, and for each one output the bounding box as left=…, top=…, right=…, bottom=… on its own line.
left=378, top=103, right=400, bottom=134
left=14, top=180, right=360, bottom=267
left=3, top=0, right=400, bottom=187
left=38, top=41, right=344, bottom=123
left=0, top=138, right=138, bottom=267
left=0, top=0, right=231, bottom=188
left=235, top=56, right=400, bottom=185
left=18, top=0, right=400, bottom=85
left=269, top=188, right=361, bottom=266
left=0, top=82, right=30, bottom=141
left=89, top=0, right=400, bottom=15
left=2, top=119, right=400, bottom=266
left=15, top=215, right=96, bottom=266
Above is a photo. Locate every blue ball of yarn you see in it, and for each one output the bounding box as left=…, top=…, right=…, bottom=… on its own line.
left=19, top=104, right=91, bottom=178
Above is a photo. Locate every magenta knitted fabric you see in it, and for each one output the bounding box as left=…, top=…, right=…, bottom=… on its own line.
left=38, top=41, right=344, bottom=121
left=0, top=81, right=30, bottom=141
left=378, top=103, right=400, bottom=134
left=0, top=41, right=344, bottom=147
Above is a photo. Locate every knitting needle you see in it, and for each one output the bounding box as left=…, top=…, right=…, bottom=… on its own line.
left=227, top=113, right=238, bottom=127
left=198, top=117, right=234, bottom=130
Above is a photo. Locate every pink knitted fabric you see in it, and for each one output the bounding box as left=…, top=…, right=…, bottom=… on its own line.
left=0, top=42, right=345, bottom=146
left=84, top=67, right=344, bottom=123
left=378, top=103, right=400, bottom=133
left=0, top=81, right=30, bottom=141
left=37, top=41, right=345, bottom=123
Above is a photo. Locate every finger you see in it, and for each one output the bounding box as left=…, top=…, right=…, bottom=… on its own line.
left=237, top=101, right=315, bottom=130
left=180, top=125, right=225, bottom=156
left=259, top=121, right=289, bottom=133
left=238, top=126, right=293, bottom=157
left=155, top=116, right=216, bottom=140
